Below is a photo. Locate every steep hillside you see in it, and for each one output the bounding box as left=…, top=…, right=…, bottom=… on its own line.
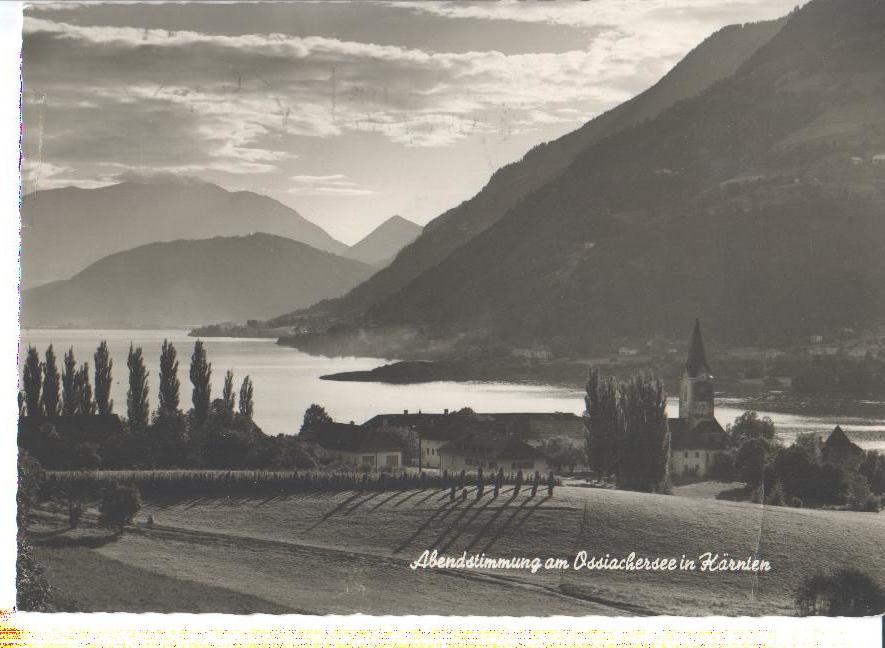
left=21, top=234, right=373, bottom=327
left=21, top=180, right=347, bottom=287
left=358, top=0, right=885, bottom=354
left=297, top=16, right=786, bottom=321
left=343, top=215, right=422, bottom=267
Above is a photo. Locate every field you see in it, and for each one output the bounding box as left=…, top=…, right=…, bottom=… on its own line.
left=31, top=483, right=885, bottom=616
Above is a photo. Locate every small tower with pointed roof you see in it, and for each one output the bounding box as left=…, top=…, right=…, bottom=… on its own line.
left=679, top=319, right=714, bottom=428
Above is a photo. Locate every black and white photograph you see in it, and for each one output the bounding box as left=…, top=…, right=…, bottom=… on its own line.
left=11, top=0, right=885, bottom=634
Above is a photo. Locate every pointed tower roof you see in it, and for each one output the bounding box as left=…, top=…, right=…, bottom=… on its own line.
left=685, top=319, right=711, bottom=377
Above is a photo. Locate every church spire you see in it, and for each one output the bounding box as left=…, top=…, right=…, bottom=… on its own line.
left=685, top=319, right=710, bottom=377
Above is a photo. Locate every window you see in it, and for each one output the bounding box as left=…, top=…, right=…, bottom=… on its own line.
left=684, top=452, right=688, bottom=458
left=386, top=454, right=399, bottom=468
left=361, top=455, right=376, bottom=467
left=695, top=452, right=700, bottom=458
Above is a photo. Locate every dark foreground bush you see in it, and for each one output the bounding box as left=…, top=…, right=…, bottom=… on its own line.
left=796, top=569, right=885, bottom=616
left=98, top=483, right=142, bottom=534
left=861, top=494, right=881, bottom=513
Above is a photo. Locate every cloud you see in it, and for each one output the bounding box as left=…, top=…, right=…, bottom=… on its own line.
left=21, top=7, right=715, bottom=168
left=21, top=0, right=804, bottom=215
left=286, top=173, right=375, bottom=196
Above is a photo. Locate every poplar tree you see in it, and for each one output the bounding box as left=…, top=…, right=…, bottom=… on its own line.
left=157, top=339, right=181, bottom=418
left=238, top=375, right=254, bottom=419
left=40, top=345, right=61, bottom=418
left=94, top=341, right=114, bottom=415
left=61, top=347, right=78, bottom=415
left=617, top=372, right=670, bottom=493
left=127, top=344, right=150, bottom=431
left=189, top=341, right=212, bottom=425
left=222, top=369, right=235, bottom=415
left=22, top=346, right=42, bottom=418
left=584, top=367, right=621, bottom=478
left=76, top=363, right=95, bottom=415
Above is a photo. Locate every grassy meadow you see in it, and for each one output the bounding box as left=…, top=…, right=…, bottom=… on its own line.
left=31, top=482, right=884, bottom=615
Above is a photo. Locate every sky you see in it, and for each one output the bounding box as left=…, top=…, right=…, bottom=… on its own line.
left=22, top=0, right=803, bottom=244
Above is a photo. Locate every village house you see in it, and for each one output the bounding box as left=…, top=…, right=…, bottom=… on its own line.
left=668, top=320, right=729, bottom=478
left=363, top=409, right=584, bottom=469
left=437, top=424, right=548, bottom=474
left=312, top=422, right=403, bottom=470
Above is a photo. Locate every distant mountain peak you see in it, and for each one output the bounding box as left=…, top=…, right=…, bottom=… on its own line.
left=343, top=215, right=423, bottom=267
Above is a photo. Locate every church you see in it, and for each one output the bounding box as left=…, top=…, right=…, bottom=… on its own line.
left=668, top=320, right=729, bottom=478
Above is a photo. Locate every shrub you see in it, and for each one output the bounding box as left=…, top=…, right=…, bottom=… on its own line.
left=765, top=481, right=786, bottom=506
left=796, top=569, right=885, bottom=616
left=98, top=483, right=141, bottom=534
left=790, top=496, right=803, bottom=508
left=16, top=538, right=51, bottom=611
left=861, top=494, right=881, bottom=513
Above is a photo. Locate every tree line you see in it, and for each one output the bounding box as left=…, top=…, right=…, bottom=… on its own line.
left=583, top=367, right=670, bottom=493
left=17, top=340, right=286, bottom=470
left=20, top=340, right=254, bottom=426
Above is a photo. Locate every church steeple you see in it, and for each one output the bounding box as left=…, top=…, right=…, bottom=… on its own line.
left=685, top=319, right=711, bottom=378
left=680, top=319, right=715, bottom=427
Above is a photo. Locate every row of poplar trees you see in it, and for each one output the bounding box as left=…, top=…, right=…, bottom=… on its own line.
left=583, top=367, right=671, bottom=493
left=20, top=340, right=255, bottom=430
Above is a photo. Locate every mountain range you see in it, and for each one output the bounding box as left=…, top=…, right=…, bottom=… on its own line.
left=21, top=233, right=375, bottom=327
left=294, top=15, right=787, bottom=322
left=21, top=179, right=349, bottom=288
left=280, top=0, right=885, bottom=357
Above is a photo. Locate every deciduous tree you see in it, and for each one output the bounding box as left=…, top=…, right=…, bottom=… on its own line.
left=94, top=341, right=113, bottom=415
left=22, top=347, right=42, bottom=418
left=222, top=369, right=235, bottom=415
left=189, top=341, right=212, bottom=425
left=157, top=339, right=180, bottom=418
left=238, top=375, right=254, bottom=419
left=61, top=347, right=78, bottom=416
left=40, top=345, right=61, bottom=418
left=127, top=344, right=149, bottom=432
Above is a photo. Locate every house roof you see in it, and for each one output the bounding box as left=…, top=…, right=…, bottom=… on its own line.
left=313, top=422, right=402, bottom=454
left=685, top=319, right=711, bottom=377
left=823, top=426, right=864, bottom=455
left=669, top=417, right=727, bottom=450
left=361, top=413, right=449, bottom=430
left=437, top=429, right=542, bottom=462
left=363, top=411, right=583, bottom=441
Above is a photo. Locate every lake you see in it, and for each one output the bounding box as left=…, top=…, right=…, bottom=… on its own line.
left=18, top=329, right=885, bottom=450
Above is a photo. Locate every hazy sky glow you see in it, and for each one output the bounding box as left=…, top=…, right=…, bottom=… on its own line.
left=22, top=0, right=802, bottom=243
